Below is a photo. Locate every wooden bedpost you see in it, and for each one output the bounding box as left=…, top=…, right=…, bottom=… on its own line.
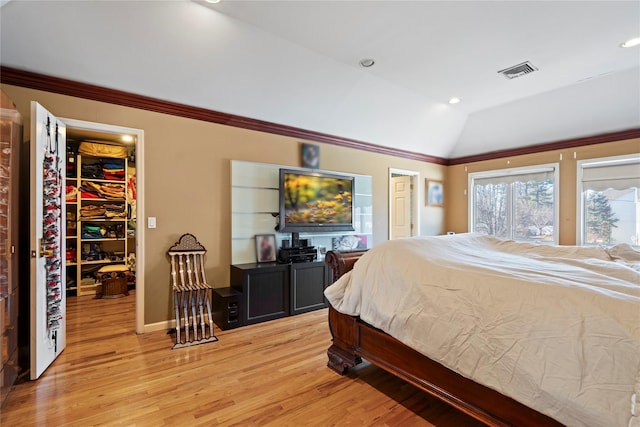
left=325, top=250, right=368, bottom=374
left=327, top=306, right=362, bottom=374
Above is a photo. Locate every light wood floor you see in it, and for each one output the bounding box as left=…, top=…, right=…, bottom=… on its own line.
left=1, top=292, right=485, bottom=426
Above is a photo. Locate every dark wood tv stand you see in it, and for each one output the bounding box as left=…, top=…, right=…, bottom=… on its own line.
left=228, top=260, right=330, bottom=328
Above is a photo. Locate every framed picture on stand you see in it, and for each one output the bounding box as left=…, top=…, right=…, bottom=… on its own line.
left=256, top=234, right=277, bottom=263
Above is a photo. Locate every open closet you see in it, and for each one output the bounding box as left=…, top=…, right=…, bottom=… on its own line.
left=64, top=130, right=137, bottom=297
left=2, top=98, right=145, bottom=387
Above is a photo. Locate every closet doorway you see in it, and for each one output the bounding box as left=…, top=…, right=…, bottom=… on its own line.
left=61, top=118, right=145, bottom=334
left=389, top=168, right=420, bottom=240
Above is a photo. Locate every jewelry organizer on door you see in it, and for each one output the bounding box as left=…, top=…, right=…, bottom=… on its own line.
left=65, top=142, right=130, bottom=296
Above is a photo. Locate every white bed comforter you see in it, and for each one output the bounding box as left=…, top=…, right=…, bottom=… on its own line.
left=324, top=233, right=640, bottom=427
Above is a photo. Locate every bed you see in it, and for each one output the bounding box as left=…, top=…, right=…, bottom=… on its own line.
left=324, top=233, right=640, bottom=427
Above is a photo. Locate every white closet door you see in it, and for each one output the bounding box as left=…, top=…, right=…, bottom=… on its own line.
left=30, top=101, right=67, bottom=379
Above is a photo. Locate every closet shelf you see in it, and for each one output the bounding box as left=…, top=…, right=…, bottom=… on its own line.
left=67, top=150, right=136, bottom=296
left=80, top=177, right=126, bottom=184
left=80, top=259, right=126, bottom=265
left=79, top=198, right=125, bottom=202
left=79, top=218, right=127, bottom=222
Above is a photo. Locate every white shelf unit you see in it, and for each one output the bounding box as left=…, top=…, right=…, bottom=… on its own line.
left=230, top=161, right=373, bottom=264
left=65, top=150, right=134, bottom=296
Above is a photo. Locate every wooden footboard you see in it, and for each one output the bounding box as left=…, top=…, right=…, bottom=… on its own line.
left=324, top=249, right=368, bottom=282
left=324, top=250, right=562, bottom=427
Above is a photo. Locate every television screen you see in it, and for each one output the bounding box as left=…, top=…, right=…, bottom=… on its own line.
left=279, top=168, right=355, bottom=233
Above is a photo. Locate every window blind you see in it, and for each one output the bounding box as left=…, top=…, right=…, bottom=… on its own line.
left=581, top=157, right=640, bottom=191
left=473, top=168, right=555, bottom=186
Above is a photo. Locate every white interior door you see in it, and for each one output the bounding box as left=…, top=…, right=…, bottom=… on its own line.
left=30, top=101, right=66, bottom=379
left=391, top=175, right=413, bottom=239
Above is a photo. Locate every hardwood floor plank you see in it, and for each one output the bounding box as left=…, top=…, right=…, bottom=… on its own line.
left=1, top=292, right=485, bottom=426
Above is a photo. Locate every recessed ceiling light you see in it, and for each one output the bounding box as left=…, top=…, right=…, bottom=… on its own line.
left=205, top=0, right=221, bottom=3
left=122, top=135, right=134, bottom=143
left=359, top=58, right=375, bottom=68
left=621, top=37, right=640, bottom=48
left=448, top=97, right=461, bottom=104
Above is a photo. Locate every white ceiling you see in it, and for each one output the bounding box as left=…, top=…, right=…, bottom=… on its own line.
left=1, top=0, right=639, bottom=159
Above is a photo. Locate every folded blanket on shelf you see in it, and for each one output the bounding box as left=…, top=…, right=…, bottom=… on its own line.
left=80, top=205, right=106, bottom=218
left=102, top=161, right=125, bottom=181
left=103, top=171, right=125, bottom=181
left=81, top=222, right=125, bottom=239
left=81, top=224, right=103, bottom=239
left=79, top=141, right=127, bottom=159
left=81, top=181, right=126, bottom=200
left=104, top=203, right=126, bottom=218
left=81, top=163, right=103, bottom=179
left=99, top=183, right=126, bottom=200
left=102, top=160, right=125, bottom=168
left=65, top=185, right=77, bottom=202
left=79, top=182, right=101, bottom=199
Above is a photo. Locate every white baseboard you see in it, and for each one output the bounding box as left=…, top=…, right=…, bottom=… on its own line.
left=143, top=319, right=176, bottom=333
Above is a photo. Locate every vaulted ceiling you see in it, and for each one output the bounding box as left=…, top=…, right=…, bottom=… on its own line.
left=1, top=0, right=638, bottom=159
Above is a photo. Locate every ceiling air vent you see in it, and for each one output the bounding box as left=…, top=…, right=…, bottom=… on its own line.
left=497, top=61, right=538, bottom=79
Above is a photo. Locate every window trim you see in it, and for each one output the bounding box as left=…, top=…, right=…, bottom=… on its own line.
left=576, top=153, right=640, bottom=246
left=468, top=163, right=560, bottom=244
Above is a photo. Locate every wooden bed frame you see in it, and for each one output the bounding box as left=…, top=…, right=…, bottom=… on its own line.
left=324, top=250, right=563, bottom=427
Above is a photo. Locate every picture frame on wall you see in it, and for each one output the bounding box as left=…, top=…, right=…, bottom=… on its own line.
left=256, top=234, right=277, bottom=263
left=301, top=143, right=320, bottom=169
left=426, top=179, right=444, bottom=206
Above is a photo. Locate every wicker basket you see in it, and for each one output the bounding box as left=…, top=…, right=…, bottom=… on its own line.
left=97, top=271, right=129, bottom=299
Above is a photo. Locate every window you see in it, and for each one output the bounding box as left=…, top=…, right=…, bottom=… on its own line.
left=469, top=165, right=558, bottom=244
left=577, top=154, right=639, bottom=247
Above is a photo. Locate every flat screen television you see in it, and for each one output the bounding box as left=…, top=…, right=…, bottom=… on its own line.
left=278, top=168, right=355, bottom=233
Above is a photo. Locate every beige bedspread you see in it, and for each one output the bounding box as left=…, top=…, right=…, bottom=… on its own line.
left=325, top=233, right=640, bottom=427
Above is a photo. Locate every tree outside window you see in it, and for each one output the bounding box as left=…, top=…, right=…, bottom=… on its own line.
left=473, top=183, right=507, bottom=238
left=578, top=155, right=639, bottom=247
left=471, top=167, right=557, bottom=244
left=583, top=191, right=619, bottom=245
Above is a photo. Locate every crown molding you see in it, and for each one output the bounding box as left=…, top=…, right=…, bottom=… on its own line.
left=2, top=66, right=637, bottom=166
left=0, top=65, right=447, bottom=165
left=447, top=129, right=640, bottom=165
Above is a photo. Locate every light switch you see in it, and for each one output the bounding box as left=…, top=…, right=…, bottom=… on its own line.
left=148, top=217, right=157, bottom=229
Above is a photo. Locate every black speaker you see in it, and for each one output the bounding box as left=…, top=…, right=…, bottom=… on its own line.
left=212, top=287, right=243, bottom=330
